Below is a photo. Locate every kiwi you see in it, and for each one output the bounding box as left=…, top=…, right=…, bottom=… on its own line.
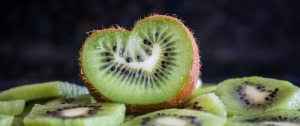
left=24, top=103, right=126, bottom=126
left=44, top=94, right=91, bottom=105
left=0, top=114, right=14, bottom=126
left=214, top=76, right=300, bottom=117
left=121, top=109, right=227, bottom=126
left=229, top=109, right=300, bottom=126
left=0, top=100, right=25, bottom=115
left=79, top=14, right=200, bottom=114
left=183, top=92, right=227, bottom=117
left=0, top=81, right=89, bottom=101
left=191, top=83, right=217, bottom=99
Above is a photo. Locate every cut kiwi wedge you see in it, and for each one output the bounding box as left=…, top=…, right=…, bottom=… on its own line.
left=122, top=109, right=227, bottom=126
left=229, top=109, right=300, bottom=126
left=80, top=14, right=200, bottom=114
left=191, top=83, right=217, bottom=99
left=0, top=114, right=14, bottom=126
left=0, top=100, right=25, bottom=115
left=215, top=76, right=300, bottom=116
left=183, top=92, right=227, bottom=117
left=0, top=81, right=89, bottom=101
left=24, top=103, right=126, bottom=126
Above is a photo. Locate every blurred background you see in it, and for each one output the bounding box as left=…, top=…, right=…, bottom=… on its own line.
left=0, top=0, right=300, bottom=90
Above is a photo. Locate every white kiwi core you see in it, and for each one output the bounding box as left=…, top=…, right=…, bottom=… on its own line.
left=154, top=117, right=188, bottom=126
left=61, top=107, right=90, bottom=117
left=245, top=85, right=270, bottom=103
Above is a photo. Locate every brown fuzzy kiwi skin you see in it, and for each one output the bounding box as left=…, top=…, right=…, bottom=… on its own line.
left=79, top=14, right=201, bottom=115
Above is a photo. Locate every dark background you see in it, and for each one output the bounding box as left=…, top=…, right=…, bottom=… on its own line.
left=1, top=0, right=300, bottom=91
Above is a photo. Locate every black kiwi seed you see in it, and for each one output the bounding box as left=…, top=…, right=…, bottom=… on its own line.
left=155, top=32, right=158, bottom=37
left=110, top=66, right=115, bottom=71
left=126, top=57, right=131, bottom=63
left=143, top=39, right=152, bottom=46
left=113, top=46, right=117, bottom=52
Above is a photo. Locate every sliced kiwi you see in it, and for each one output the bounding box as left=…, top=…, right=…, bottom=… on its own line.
left=0, top=114, right=14, bottom=126
left=0, top=81, right=89, bottom=101
left=24, top=103, right=125, bottom=126
left=122, top=109, right=227, bottom=126
left=80, top=14, right=200, bottom=114
left=229, top=109, right=300, bottom=126
left=183, top=92, right=227, bottom=117
left=215, top=76, right=300, bottom=116
left=0, top=100, right=25, bottom=115
left=44, top=94, right=91, bottom=106
left=191, top=83, right=217, bottom=99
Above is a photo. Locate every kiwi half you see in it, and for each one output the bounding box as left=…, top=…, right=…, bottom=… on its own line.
left=0, top=81, right=89, bottom=101
left=215, top=76, right=300, bottom=116
left=80, top=14, right=200, bottom=114
left=122, top=109, right=227, bottom=126
left=24, top=103, right=126, bottom=126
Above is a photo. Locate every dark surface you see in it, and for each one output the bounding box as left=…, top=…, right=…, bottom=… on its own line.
left=1, top=0, right=300, bottom=91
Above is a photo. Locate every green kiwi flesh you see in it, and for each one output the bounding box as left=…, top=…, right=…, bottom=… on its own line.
left=80, top=15, right=195, bottom=104
left=121, top=109, right=227, bottom=126
left=0, top=100, right=25, bottom=115
left=24, top=103, right=125, bottom=126
left=0, top=114, right=14, bottom=126
left=183, top=92, right=227, bottom=117
left=0, top=81, right=89, bottom=101
left=229, top=110, right=300, bottom=126
left=215, top=76, right=300, bottom=116
left=191, top=83, right=217, bottom=99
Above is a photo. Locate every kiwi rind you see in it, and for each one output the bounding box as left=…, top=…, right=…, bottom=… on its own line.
left=0, top=81, right=89, bottom=102
left=183, top=92, right=227, bottom=117
left=122, top=109, right=226, bottom=126
left=24, top=103, right=126, bottom=126
left=215, top=76, right=300, bottom=117
left=0, top=100, right=25, bottom=115
left=80, top=14, right=200, bottom=114
left=0, top=114, right=14, bottom=126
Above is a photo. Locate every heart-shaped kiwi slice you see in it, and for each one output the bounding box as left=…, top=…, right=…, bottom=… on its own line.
left=79, top=14, right=200, bottom=114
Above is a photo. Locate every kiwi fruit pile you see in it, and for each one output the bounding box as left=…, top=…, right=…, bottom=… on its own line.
left=1, top=14, right=300, bottom=126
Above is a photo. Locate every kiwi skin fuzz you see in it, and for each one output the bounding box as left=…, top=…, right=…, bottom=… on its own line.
left=79, top=14, right=201, bottom=115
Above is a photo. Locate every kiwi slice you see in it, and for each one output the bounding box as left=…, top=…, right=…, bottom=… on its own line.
left=80, top=14, right=200, bottom=114
left=24, top=103, right=126, bottom=126
left=122, top=109, right=227, bottom=126
left=44, top=94, right=91, bottom=105
left=0, top=114, right=14, bottom=126
left=229, top=110, right=300, bottom=126
left=191, top=83, right=217, bottom=99
left=0, top=100, right=25, bottom=115
left=215, top=76, right=300, bottom=116
left=183, top=92, right=227, bottom=117
left=0, top=81, right=89, bottom=101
